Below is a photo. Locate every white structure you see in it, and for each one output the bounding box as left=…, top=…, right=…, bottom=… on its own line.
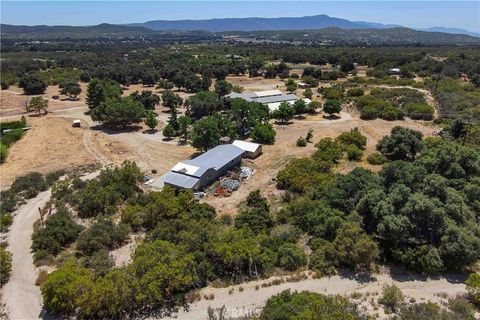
left=389, top=68, right=401, bottom=74
left=227, top=90, right=310, bottom=112
left=232, top=140, right=262, bottom=159
left=297, top=82, right=310, bottom=89
left=71, top=119, right=81, bottom=127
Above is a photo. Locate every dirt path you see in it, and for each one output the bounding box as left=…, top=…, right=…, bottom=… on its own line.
left=162, top=271, right=467, bottom=320
left=0, top=171, right=99, bottom=320
left=1, top=189, right=51, bottom=320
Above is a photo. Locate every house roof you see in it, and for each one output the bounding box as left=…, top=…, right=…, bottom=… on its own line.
left=170, top=144, right=244, bottom=179
left=163, top=171, right=200, bottom=189
left=255, top=93, right=299, bottom=104
left=254, top=90, right=282, bottom=97
left=227, top=92, right=257, bottom=100
left=232, top=140, right=261, bottom=153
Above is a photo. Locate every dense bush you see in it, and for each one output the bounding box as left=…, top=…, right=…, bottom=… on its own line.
left=0, top=144, right=7, bottom=163
left=360, top=105, right=379, bottom=120
left=377, top=126, right=423, bottom=161
left=466, top=273, right=480, bottom=306
left=379, top=284, right=404, bottom=313
left=91, top=97, right=145, bottom=128
left=0, top=248, right=12, bottom=287
left=397, top=300, right=476, bottom=320
left=261, top=290, right=361, bottom=320
left=71, top=161, right=143, bottom=218
left=335, top=130, right=367, bottom=150
left=32, top=205, right=83, bottom=263
left=405, top=103, right=434, bottom=120
left=276, top=243, right=307, bottom=271
left=76, top=218, right=130, bottom=255
left=367, top=152, right=388, bottom=165
left=296, top=136, right=307, bottom=147
left=251, top=123, right=276, bottom=144
left=346, top=88, right=364, bottom=97
left=346, top=145, right=363, bottom=161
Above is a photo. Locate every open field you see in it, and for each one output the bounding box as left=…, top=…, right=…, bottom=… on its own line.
left=0, top=116, right=95, bottom=188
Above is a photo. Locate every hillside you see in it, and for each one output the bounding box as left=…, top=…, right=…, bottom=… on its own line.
left=0, top=23, right=156, bottom=38
left=223, top=27, right=480, bottom=46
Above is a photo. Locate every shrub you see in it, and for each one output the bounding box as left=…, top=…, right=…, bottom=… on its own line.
left=346, top=145, right=363, bottom=161
left=0, top=128, right=25, bottom=147
left=45, top=170, right=66, bottom=186
left=405, top=103, right=434, bottom=120
left=277, top=243, right=307, bottom=271
left=10, top=172, right=48, bottom=195
left=346, top=88, right=364, bottom=97
left=380, top=107, right=403, bottom=121
left=32, top=207, right=83, bottom=262
left=0, top=213, right=13, bottom=232
left=367, top=152, right=388, bottom=165
left=251, top=123, right=276, bottom=144
left=465, top=273, right=480, bottom=306
left=321, top=88, right=343, bottom=100
left=0, top=144, right=7, bottom=163
left=360, top=106, right=379, bottom=120
left=261, top=290, right=361, bottom=319
left=323, top=99, right=342, bottom=116
left=35, top=269, right=49, bottom=286
left=379, top=284, right=404, bottom=313
left=0, top=248, right=12, bottom=286
left=335, top=130, right=367, bottom=150
left=448, top=298, right=476, bottom=319
left=296, top=136, right=307, bottom=147
left=77, top=218, right=130, bottom=255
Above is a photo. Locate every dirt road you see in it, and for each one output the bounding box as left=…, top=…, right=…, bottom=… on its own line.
left=1, top=189, right=51, bottom=320
left=163, top=271, right=467, bottom=320
left=0, top=171, right=99, bottom=320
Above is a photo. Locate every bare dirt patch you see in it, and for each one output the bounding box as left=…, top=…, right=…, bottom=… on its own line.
left=0, top=116, right=95, bottom=188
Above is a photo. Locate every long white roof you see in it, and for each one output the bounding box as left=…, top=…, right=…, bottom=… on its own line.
left=232, top=140, right=261, bottom=153
left=171, top=162, right=201, bottom=176
left=253, top=89, right=282, bottom=97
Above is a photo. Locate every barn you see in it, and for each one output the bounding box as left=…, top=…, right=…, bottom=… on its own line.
left=163, top=144, right=244, bottom=190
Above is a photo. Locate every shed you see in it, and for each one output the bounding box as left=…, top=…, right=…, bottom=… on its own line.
left=232, top=140, right=262, bottom=159
left=297, top=82, right=310, bottom=89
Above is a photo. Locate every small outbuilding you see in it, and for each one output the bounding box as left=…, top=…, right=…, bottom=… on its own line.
left=232, top=140, right=262, bottom=159
left=297, top=82, right=310, bottom=89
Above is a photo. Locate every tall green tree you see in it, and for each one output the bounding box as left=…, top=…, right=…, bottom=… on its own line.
left=272, top=102, right=295, bottom=124
left=144, top=110, right=158, bottom=131
left=28, top=96, right=49, bottom=114
left=91, top=97, right=145, bottom=127
left=130, top=91, right=160, bottom=110
left=177, top=115, right=192, bottom=142
left=214, top=80, right=233, bottom=97
left=86, top=79, right=121, bottom=110
left=376, top=126, right=424, bottom=161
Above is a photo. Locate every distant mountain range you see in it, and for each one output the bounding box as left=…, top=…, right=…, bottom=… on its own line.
left=130, top=14, right=479, bottom=37
left=1, top=14, right=479, bottom=46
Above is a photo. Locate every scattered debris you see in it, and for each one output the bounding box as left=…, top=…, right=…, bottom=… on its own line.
left=220, top=178, right=240, bottom=191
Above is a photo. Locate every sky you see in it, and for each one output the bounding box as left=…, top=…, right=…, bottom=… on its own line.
left=1, top=1, right=479, bottom=33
